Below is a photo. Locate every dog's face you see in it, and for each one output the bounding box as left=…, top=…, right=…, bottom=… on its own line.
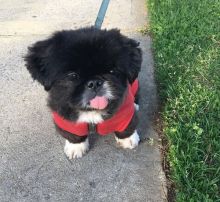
left=25, top=28, right=142, bottom=120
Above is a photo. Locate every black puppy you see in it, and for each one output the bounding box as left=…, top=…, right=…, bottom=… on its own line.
left=25, top=27, right=142, bottom=159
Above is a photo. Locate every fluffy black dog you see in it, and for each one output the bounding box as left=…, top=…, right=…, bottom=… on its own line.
left=25, top=27, right=142, bottom=159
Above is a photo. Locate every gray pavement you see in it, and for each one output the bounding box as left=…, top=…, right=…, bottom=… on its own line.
left=0, top=0, right=167, bottom=201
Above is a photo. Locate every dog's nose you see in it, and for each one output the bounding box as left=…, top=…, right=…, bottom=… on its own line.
left=87, top=79, right=103, bottom=90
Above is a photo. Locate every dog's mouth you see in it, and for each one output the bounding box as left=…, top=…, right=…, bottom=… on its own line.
left=80, top=81, right=113, bottom=110
left=89, top=96, right=108, bottom=110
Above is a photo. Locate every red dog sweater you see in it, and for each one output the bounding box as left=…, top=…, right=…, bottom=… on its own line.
left=53, top=79, right=138, bottom=136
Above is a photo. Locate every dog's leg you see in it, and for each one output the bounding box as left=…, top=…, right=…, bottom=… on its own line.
left=64, top=138, right=89, bottom=159
left=56, top=126, right=89, bottom=159
left=134, top=87, right=140, bottom=111
left=115, top=112, right=140, bottom=149
left=134, top=103, right=139, bottom=111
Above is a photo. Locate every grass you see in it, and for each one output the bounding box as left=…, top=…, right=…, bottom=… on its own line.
left=147, top=0, right=220, bottom=201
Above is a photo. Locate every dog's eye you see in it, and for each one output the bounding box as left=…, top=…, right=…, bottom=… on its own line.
left=109, top=70, right=118, bottom=75
left=67, top=72, right=79, bottom=79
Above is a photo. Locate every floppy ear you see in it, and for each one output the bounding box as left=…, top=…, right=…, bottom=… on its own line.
left=25, top=39, right=53, bottom=91
left=121, top=38, right=142, bottom=83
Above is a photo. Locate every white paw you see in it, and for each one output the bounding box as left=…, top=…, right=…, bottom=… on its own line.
left=134, top=103, right=139, bottom=111
left=115, top=130, right=140, bottom=149
left=64, top=139, right=89, bottom=159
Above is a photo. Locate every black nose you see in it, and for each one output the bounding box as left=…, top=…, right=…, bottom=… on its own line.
left=87, top=79, right=103, bottom=90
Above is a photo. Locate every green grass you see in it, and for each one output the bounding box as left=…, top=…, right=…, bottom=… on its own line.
left=148, top=0, right=220, bottom=201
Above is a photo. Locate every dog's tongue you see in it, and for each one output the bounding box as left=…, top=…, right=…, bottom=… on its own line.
left=90, top=96, right=108, bottom=110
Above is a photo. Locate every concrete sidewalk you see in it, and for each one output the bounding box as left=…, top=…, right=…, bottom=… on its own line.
left=0, top=0, right=167, bottom=201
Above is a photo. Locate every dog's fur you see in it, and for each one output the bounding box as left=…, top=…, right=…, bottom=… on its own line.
left=25, top=27, right=142, bottom=159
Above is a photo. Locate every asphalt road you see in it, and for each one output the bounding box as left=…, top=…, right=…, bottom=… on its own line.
left=0, top=0, right=166, bottom=201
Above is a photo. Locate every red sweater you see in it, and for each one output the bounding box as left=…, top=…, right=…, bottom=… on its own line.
left=52, top=79, right=138, bottom=136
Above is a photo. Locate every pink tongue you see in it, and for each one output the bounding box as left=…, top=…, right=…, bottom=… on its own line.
left=90, top=96, right=108, bottom=109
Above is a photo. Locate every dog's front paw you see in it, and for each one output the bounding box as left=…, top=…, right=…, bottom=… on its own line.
left=64, top=139, right=89, bottom=159
left=115, top=130, right=140, bottom=149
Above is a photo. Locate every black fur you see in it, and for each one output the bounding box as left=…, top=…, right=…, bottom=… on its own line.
left=25, top=27, right=142, bottom=144
left=55, top=125, right=88, bottom=143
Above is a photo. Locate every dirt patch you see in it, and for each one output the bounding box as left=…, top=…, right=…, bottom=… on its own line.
left=153, top=111, right=176, bottom=202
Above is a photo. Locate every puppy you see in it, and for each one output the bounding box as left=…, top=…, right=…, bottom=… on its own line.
left=25, top=27, right=142, bottom=159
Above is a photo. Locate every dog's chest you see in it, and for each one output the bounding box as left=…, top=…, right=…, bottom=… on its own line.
left=77, top=111, right=104, bottom=124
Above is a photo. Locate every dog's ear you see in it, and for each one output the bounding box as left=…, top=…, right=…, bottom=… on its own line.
left=121, top=37, right=142, bottom=83
left=25, top=39, right=54, bottom=91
